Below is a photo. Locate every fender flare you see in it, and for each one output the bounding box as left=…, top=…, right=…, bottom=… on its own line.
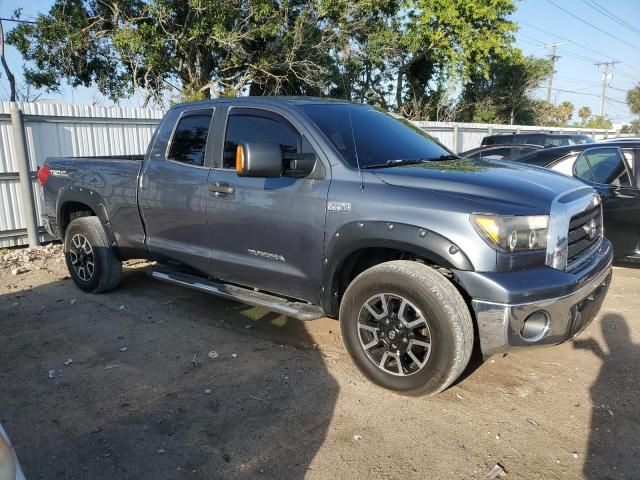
left=320, top=221, right=473, bottom=315
left=56, top=186, right=117, bottom=247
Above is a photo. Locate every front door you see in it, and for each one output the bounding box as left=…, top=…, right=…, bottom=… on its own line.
left=138, top=107, right=215, bottom=273
left=574, top=147, right=640, bottom=258
left=206, top=107, right=330, bottom=303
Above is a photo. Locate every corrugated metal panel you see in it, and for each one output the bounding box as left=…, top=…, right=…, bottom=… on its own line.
left=413, top=120, right=617, bottom=153
left=0, top=101, right=163, bottom=247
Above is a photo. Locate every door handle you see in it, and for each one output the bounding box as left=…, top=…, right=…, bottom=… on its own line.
left=209, top=181, right=235, bottom=197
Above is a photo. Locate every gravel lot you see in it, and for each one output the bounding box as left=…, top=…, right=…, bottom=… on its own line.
left=1, top=245, right=638, bottom=480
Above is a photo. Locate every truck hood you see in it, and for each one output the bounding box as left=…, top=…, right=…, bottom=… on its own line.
left=370, top=158, right=586, bottom=213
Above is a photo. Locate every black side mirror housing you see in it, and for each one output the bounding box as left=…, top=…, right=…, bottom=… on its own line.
left=237, top=142, right=283, bottom=178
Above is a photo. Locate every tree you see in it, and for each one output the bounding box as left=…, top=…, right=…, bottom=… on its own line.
left=394, top=0, right=517, bottom=116
left=460, top=51, right=552, bottom=124
left=7, top=0, right=518, bottom=111
left=0, top=20, right=16, bottom=101
left=627, top=83, right=640, bottom=116
left=583, top=115, right=613, bottom=129
left=7, top=0, right=345, bottom=104
left=555, top=101, right=574, bottom=126
left=578, top=106, right=591, bottom=125
left=621, top=120, right=640, bottom=134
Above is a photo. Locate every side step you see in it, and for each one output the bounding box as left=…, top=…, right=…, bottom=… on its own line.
left=150, top=269, right=325, bottom=321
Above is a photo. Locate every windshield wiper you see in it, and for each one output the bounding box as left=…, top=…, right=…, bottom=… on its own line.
left=362, top=154, right=460, bottom=169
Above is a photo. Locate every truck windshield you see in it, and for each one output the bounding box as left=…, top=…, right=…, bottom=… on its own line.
left=297, top=103, right=451, bottom=168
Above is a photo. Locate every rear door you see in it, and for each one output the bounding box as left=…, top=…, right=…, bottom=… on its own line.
left=206, top=106, right=331, bottom=303
left=138, top=106, right=215, bottom=272
left=573, top=146, right=640, bottom=258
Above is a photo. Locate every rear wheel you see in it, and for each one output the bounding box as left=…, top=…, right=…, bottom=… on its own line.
left=339, top=260, right=474, bottom=396
left=64, top=217, right=121, bottom=293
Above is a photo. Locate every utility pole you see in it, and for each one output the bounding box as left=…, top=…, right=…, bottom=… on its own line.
left=540, top=43, right=567, bottom=104
left=594, top=61, right=620, bottom=117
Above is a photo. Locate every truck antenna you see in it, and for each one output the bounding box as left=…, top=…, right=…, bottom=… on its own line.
left=347, top=110, right=364, bottom=191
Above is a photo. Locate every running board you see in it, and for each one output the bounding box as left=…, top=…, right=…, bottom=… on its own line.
left=150, top=269, right=325, bottom=321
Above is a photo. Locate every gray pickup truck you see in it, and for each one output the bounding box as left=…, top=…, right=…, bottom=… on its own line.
left=39, top=97, right=613, bottom=395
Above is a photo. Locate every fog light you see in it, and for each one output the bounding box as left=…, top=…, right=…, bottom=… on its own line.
left=521, top=311, right=550, bottom=341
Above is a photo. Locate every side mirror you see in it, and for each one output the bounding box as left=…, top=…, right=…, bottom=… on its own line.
left=236, top=142, right=283, bottom=178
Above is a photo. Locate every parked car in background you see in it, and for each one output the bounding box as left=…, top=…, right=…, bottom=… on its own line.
left=481, top=132, right=595, bottom=147
left=514, top=141, right=640, bottom=261
left=601, top=136, right=640, bottom=143
left=460, top=144, right=542, bottom=161
left=0, top=423, right=26, bottom=480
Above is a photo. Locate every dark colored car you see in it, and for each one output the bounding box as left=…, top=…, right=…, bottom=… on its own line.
left=514, top=141, right=640, bottom=261
left=38, top=97, right=612, bottom=395
left=460, top=144, right=543, bottom=161
left=482, top=132, right=595, bottom=148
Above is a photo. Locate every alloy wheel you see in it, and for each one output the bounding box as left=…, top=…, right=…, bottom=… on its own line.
left=357, top=293, right=432, bottom=376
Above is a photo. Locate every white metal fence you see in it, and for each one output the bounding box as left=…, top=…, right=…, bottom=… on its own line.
left=0, top=102, right=163, bottom=247
left=413, top=120, right=619, bottom=153
left=0, top=101, right=625, bottom=247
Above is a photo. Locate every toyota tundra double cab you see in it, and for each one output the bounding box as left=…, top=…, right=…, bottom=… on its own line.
left=39, top=97, right=613, bottom=395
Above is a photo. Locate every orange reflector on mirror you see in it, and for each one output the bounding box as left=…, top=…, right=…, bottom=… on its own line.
left=235, top=144, right=245, bottom=174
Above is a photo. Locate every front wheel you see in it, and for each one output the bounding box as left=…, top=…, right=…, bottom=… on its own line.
left=64, top=216, right=122, bottom=293
left=339, top=260, right=474, bottom=396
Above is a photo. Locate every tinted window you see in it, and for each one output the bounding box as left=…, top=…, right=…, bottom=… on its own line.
left=167, top=109, right=213, bottom=166
left=479, top=147, right=512, bottom=160
left=297, top=104, right=449, bottom=168
left=584, top=148, right=631, bottom=186
left=574, top=154, right=592, bottom=181
left=546, top=136, right=570, bottom=147
left=572, top=135, right=595, bottom=144
left=223, top=111, right=298, bottom=169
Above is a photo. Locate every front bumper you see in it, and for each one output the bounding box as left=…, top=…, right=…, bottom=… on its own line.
left=461, top=238, right=613, bottom=356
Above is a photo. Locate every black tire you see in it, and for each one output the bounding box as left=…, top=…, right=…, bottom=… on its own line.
left=339, top=260, right=474, bottom=396
left=64, top=216, right=122, bottom=293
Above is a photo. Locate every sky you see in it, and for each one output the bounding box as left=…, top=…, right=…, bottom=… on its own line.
left=0, top=0, right=639, bottom=125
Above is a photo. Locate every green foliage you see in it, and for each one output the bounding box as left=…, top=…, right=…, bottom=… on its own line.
left=578, top=106, right=592, bottom=125
left=627, top=83, right=640, bottom=116
left=582, top=115, right=613, bottom=129
left=620, top=120, right=640, bottom=134
left=460, top=51, right=552, bottom=124
left=7, top=0, right=518, bottom=111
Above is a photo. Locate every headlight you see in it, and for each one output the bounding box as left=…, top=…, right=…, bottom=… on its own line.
left=471, top=214, right=549, bottom=252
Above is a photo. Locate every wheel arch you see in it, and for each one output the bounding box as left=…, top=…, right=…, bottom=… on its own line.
left=56, top=187, right=117, bottom=249
left=321, top=221, right=474, bottom=316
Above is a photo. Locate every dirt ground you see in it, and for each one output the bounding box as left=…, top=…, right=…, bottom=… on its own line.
left=0, top=245, right=638, bottom=480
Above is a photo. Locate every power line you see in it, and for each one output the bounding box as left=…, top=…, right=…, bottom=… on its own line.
left=551, top=88, right=627, bottom=104
left=580, top=0, right=640, bottom=38
left=0, top=17, right=37, bottom=25
left=518, top=20, right=615, bottom=60
left=517, top=23, right=640, bottom=77
left=516, top=32, right=600, bottom=64
left=544, top=0, right=640, bottom=50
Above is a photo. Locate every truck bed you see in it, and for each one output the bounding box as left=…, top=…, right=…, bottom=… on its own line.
left=43, top=155, right=147, bottom=256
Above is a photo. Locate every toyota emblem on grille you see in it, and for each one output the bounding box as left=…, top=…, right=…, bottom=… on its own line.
left=588, top=218, right=597, bottom=240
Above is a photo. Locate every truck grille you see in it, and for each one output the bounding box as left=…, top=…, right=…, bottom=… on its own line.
left=567, top=205, right=601, bottom=269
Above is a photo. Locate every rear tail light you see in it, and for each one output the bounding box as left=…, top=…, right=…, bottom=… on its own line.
left=38, top=165, right=51, bottom=186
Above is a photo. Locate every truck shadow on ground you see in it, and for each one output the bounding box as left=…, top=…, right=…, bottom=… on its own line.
left=573, top=314, right=640, bottom=480
left=0, top=266, right=339, bottom=479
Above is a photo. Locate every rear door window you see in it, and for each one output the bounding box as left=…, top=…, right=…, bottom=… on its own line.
left=574, top=154, right=593, bottom=181
left=167, top=109, right=214, bottom=166
left=584, top=148, right=632, bottom=186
